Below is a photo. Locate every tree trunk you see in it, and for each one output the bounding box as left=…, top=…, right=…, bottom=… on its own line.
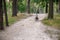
left=3, top=0, right=9, bottom=26
left=0, top=0, right=4, bottom=30
left=45, top=2, right=48, bottom=13
left=58, top=0, right=60, bottom=13
left=48, top=0, right=53, bottom=19
left=27, top=0, right=30, bottom=14
left=12, top=0, right=17, bottom=16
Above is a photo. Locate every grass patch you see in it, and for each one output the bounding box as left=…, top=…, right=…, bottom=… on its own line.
left=42, top=14, right=60, bottom=29
left=4, top=13, right=30, bottom=26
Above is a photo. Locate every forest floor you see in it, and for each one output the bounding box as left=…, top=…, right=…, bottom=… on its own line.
left=42, top=14, right=60, bottom=29
left=0, top=14, right=60, bottom=40
left=4, top=13, right=31, bottom=26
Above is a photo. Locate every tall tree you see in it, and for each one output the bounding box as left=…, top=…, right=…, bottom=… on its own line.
left=45, top=0, right=48, bottom=13
left=58, top=0, right=60, bottom=13
left=27, top=0, right=30, bottom=14
left=48, top=0, right=53, bottom=19
left=3, top=0, right=9, bottom=26
left=45, top=2, right=48, bottom=13
left=0, top=0, right=4, bottom=30
left=12, top=0, right=17, bottom=16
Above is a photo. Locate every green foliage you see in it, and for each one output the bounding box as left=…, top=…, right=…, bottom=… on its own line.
left=17, top=0, right=26, bottom=13
left=33, top=0, right=41, bottom=4
left=40, top=2, right=45, bottom=8
left=6, top=2, right=12, bottom=10
left=18, top=0, right=23, bottom=2
left=18, top=3, right=26, bottom=13
left=6, top=0, right=58, bottom=13
left=30, top=7, right=34, bottom=13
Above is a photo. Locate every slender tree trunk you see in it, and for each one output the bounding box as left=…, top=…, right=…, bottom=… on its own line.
left=27, top=0, right=30, bottom=14
left=58, top=0, right=60, bottom=13
left=3, top=0, right=9, bottom=26
left=0, top=0, right=4, bottom=30
left=12, top=0, right=17, bottom=16
left=48, top=0, right=53, bottom=19
left=45, top=2, right=48, bottom=13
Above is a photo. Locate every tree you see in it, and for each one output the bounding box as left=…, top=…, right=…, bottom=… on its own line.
left=45, top=2, right=48, bottom=13
left=12, top=0, right=17, bottom=16
left=27, top=0, right=30, bottom=14
left=45, top=0, right=48, bottom=13
left=3, top=0, right=9, bottom=26
left=0, top=0, right=4, bottom=30
left=58, top=0, right=60, bottom=13
left=48, top=0, right=54, bottom=19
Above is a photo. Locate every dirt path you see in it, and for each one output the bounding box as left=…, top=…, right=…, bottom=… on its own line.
left=0, top=14, right=60, bottom=40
